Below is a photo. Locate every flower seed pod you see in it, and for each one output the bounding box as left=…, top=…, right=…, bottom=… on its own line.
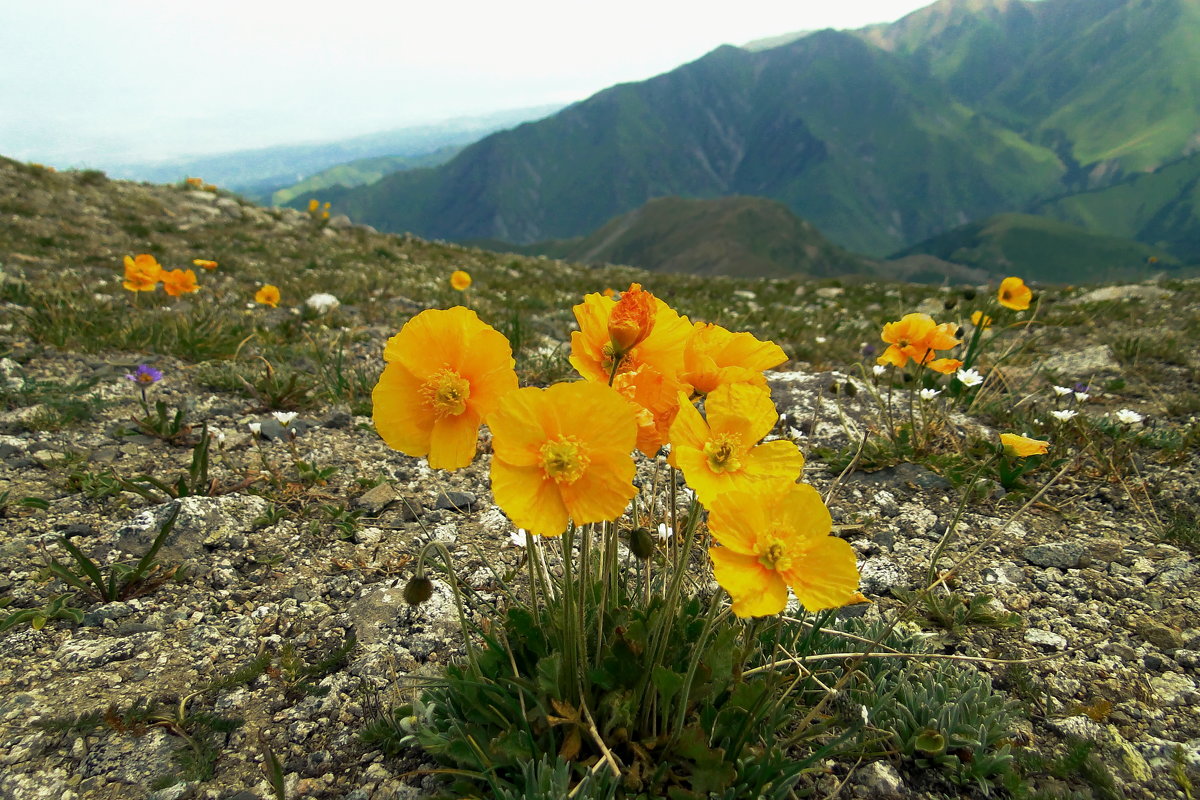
left=843, top=382, right=858, bottom=398
left=403, top=576, right=434, bottom=607
left=962, top=288, right=977, bottom=301
left=943, top=297, right=957, bottom=310
left=628, top=527, right=656, bottom=560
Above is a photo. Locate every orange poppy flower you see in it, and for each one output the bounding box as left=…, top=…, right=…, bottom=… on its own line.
left=161, top=268, right=198, bottom=297
left=612, top=364, right=683, bottom=456
left=607, top=283, right=656, bottom=356
left=927, top=357, right=963, bottom=375
left=373, top=307, right=517, bottom=471
left=308, top=198, right=320, bottom=213
left=122, top=254, right=162, bottom=292
left=1000, top=433, right=1049, bottom=457
left=489, top=381, right=637, bottom=536
left=708, top=483, right=863, bottom=617
left=668, top=382, right=804, bottom=509
left=998, top=277, right=1032, bottom=311
left=876, top=313, right=960, bottom=368
left=569, top=290, right=690, bottom=384
left=680, top=322, right=787, bottom=396
left=450, top=270, right=472, bottom=291
left=255, top=285, right=281, bottom=308
left=193, top=259, right=218, bottom=270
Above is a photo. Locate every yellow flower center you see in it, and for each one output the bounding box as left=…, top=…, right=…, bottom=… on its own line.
left=703, top=433, right=743, bottom=473
left=421, top=368, right=470, bottom=418
left=757, top=538, right=793, bottom=572
left=539, top=436, right=589, bottom=484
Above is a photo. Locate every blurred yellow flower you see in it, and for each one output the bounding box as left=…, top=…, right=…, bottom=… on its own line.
left=307, top=198, right=319, bottom=213
left=162, top=268, right=198, bottom=297
left=680, top=322, right=787, bottom=396
left=1000, top=432, right=1049, bottom=457
left=970, top=311, right=993, bottom=328
left=489, top=381, right=637, bottom=536
left=450, top=270, right=472, bottom=291
left=708, top=483, right=863, bottom=617
left=122, top=254, right=162, bottom=292
left=185, top=177, right=203, bottom=188
left=998, top=277, right=1032, bottom=311
left=372, top=307, right=517, bottom=471
left=927, top=357, right=963, bottom=375
left=668, top=382, right=804, bottom=509
left=192, top=259, right=218, bottom=270
left=255, top=285, right=281, bottom=308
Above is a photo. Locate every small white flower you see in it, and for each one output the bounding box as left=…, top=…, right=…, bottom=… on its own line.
left=1115, top=409, right=1144, bottom=425
left=655, top=523, right=674, bottom=541
left=1050, top=409, right=1077, bottom=422
left=872, top=364, right=887, bottom=376
left=305, top=292, right=340, bottom=314
left=1052, top=385, right=1073, bottom=397
left=956, top=367, right=984, bottom=388
left=919, top=388, right=941, bottom=401
left=1074, top=392, right=1090, bottom=403
left=248, top=422, right=261, bottom=436
left=273, top=411, right=298, bottom=426
left=208, top=427, right=227, bottom=445
left=509, top=529, right=529, bottom=548
left=814, top=335, right=828, bottom=344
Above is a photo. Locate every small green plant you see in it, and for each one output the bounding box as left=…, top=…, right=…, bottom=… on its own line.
left=893, top=589, right=1022, bottom=635
left=123, top=364, right=193, bottom=443
left=119, top=425, right=254, bottom=501
left=0, top=368, right=107, bottom=431
left=44, top=505, right=180, bottom=602
left=0, top=593, right=84, bottom=631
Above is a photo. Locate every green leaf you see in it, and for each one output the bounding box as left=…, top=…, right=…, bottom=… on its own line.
left=651, top=666, right=685, bottom=708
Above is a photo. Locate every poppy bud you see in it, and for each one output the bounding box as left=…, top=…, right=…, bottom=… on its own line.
left=827, top=382, right=840, bottom=395
left=943, top=298, right=957, bottom=311
left=403, top=576, right=434, bottom=606
left=843, top=382, right=858, bottom=398
left=962, top=288, right=977, bottom=301
left=607, top=283, right=656, bottom=356
left=628, top=527, right=656, bottom=560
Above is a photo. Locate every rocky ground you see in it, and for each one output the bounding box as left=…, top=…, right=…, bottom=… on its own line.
left=0, top=158, right=1198, bottom=799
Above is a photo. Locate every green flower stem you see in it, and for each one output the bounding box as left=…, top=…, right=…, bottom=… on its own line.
left=412, top=539, right=481, bottom=679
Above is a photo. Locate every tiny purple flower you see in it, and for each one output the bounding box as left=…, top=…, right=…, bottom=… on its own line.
left=1072, top=382, right=1089, bottom=394
left=125, top=364, right=163, bottom=385
left=861, top=343, right=877, bottom=357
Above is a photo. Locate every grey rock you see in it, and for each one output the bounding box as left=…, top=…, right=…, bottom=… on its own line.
left=1149, top=672, right=1198, bottom=707
left=113, top=494, right=269, bottom=561
left=328, top=213, right=354, bottom=229
left=258, top=417, right=310, bottom=441
left=1134, top=619, right=1183, bottom=651
left=82, top=602, right=135, bottom=627
left=849, top=462, right=953, bottom=492
left=981, top=561, right=1026, bottom=586
left=858, top=557, right=907, bottom=595
left=435, top=490, right=477, bottom=512
left=855, top=760, right=904, bottom=798
left=1023, top=542, right=1087, bottom=569
left=1025, top=629, right=1069, bottom=650
left=1046, top=715, right=1106, bottom=743
left=1072, top=284, right=1172, bottom=304
left=79, top=728, right=181, bottom=783
left=55, top=632, right=160, bottom=669
left=1042, top=344, right=1120, bottom=377
left=354, top=483, right=400, bottom=514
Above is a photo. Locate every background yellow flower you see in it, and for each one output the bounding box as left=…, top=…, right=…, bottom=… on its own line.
left=1000, top=432, right=1049, bottom=456
left=998, top=276, right=1032, bottom=311
left=255, top=285, right=281, bottom=307
left=162, top=268, right=198, bottom=297
left=372, top=306, right=517, bottom=470
left=489, top=381, right=637, bottom=536
left=450, top=270, right=472, bottom=291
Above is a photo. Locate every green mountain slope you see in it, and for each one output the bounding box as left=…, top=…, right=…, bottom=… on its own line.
left=894, top=212, right=1183, bottom=282
left=329, top=32, right=1064, bottom=256
left=517, top=195, right=880, bottom=278
left=271, top=147, right=461, bottom=206
left=1034, top=152, right=1200, bottom=262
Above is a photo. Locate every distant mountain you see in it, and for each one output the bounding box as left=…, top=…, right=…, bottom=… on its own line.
left=1034, top=152, right=1200, bottom=263
left=893, top=213, right=1183, bottom=283
left=329, top=31, right=1065, bottom=256
left=104, top=104, right=562, bottom=200
left=514, top=195, right=880, bottom=278
left=270, top=147, right=462, bottom=206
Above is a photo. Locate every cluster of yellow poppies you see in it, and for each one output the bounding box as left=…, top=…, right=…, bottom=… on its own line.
left=121, top=253, right=215, bottom=298
left=307, top=198, right=332, bottom=221
left=372, top=283, right=864, bottom=618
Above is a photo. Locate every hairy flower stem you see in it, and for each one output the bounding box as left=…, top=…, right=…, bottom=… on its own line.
left=412, top=540, right=481, bottom=679
left=924, top=454, right=998, bottom=587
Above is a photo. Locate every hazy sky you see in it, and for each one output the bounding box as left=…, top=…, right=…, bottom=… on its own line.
left=1, top=0, right=935, bottom=167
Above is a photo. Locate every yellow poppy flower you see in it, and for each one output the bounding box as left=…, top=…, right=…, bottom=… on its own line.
left=450, top=270, right=472, bottom=291
left=373, top=306, right=518, bottom=471
left=255, top=285, right=281, bottom=307
left=668, top=382, right=804, bottom=510
left=308, top=198, right=319, bottom=213
left=970, top=310, right=993, bottom=328
left=122, top=254, right=162, bottom=292
left=680, top=321, right=787, bottom=396
left=927, top=357, right=963, bottom=375
left=998, top=277, right=1032, bottom=311
left=1000, top=432, right=1049, bottom=457
left=161, top=268, right=199, bottom=297
left=876, top=313, right=960, bottom=368
left=708, top=483, right=863, bottom=617
left=569, top=290, right=690, bottom=384
left=612, top=364, right=682, bottom=456
left=192, top=259, right=218, bottom=270
left=489, top=381, right=637, bottom=536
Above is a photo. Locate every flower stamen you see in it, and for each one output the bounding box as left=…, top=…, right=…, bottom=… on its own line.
left=421, top=368, right=470, bottom=418
left=703, top=433, right=743, bottom=473
left=539, top=436, right=589, bottom=484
